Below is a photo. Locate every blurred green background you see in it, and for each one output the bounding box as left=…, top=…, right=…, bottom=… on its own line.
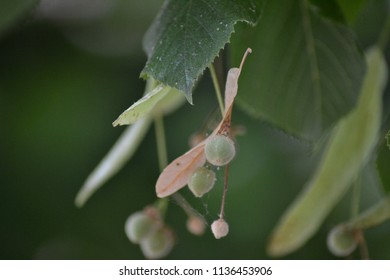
left=1, top=0, right=390, bottom=259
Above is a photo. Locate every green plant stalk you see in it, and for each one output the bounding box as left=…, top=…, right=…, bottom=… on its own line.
left=346, top=195, right=390, bottom=231
left=154, top=114, right=169, bottom=217
left=219, top=164, right=229, bottom=220
left=210, top=63, right=230, bottom=221
left=154, top=115, right=168, bottom=171
left=172, top=192, right=206, bottom=222
left=209, top=64, right=225, bottom=115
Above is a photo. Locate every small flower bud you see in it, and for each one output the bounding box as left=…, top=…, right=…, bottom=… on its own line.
left=124, top=211, right=156, bottom=244
left=205, top=135, right=235, bottom=166
left=211, top=218, right=229, bottom=239
left=186, top=215, right=206, bottom=236
left=327, top=225, right=357, bottom=257
left=140, top=227, right=175, bottom=259
left=188, top=167, right=216, bottom=197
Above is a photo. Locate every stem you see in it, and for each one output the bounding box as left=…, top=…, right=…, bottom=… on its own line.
left=219, top=164, right=230, bottom=219
left=172, top=193, right=205, bottom=221
left=209, top=64, right=225, bottom=115
left=154, top=197, right=169, bottom=219
left=347, top=195, right=390, bottom=230
left=154, top=115, right=168, bottom=170
left=154, top=114, right=169, bottom=216
left=355, top=231, right=370, bottom=260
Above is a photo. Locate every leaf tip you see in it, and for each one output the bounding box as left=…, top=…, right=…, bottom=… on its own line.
left=184, top=92, right=193, bottom=105
left=266, top=233, right=292, bottom=258
left=266, top=240, right=282, bottom=258
left=74, top=188, right=88, bottom=208
left=112, top=120, right=120, bottom=127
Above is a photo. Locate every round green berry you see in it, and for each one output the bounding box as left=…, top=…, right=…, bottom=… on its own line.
left=327, top=225, right=357, bottom=257
left=124, top=212, right=156, bottom=244
left=140, top=228, right=174, bottom=259
left=205, top=135, right=235, bottom=166
left=188, top=167, right=216, bottom=197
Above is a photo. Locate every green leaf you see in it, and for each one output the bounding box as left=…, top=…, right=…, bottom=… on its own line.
left=113, top=84, right=170, bottom=127
left=0, top=0, right=37, bottom=36
left=76, top=80, right=185, bottom=207
left=231, top=0, right=365, bottom=141
left=75, top=117, right=152, bottom=208
left=267, top=47, right=387, bottom=257
left=113, top=79, right=185, bottom=127
left=141, top=0, right=263, bottom=103
left=153, top=86, right=186, bottom=116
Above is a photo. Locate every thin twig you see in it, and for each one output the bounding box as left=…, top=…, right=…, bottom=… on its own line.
left=219, top=164, right=230, bottom=219
left=154, top=114, right=169, bottom=217
left=172, top=193, right=205, bottom=221
left=209, top=64, right=225, bottom=116
left=355, top=230, right=370, bottom=260
left=154, top=115, right=168, bottom=170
